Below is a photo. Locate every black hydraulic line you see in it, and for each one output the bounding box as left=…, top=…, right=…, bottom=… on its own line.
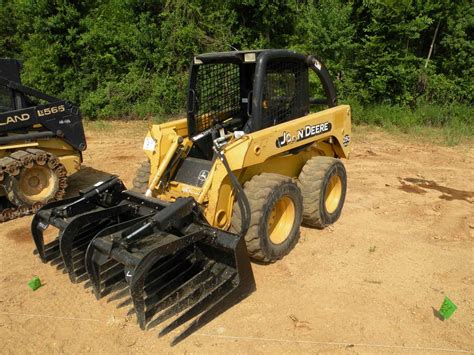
left=0, top=131, right=55, bottom=144
left=212, top=143, right=251, bottom=237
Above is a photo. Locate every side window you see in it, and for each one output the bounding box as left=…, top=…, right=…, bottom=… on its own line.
left=262, top=60, right=308, bottom=128
left=0, top=86, right=13, bottom=113
left=193, top=63, right=240, bottom=134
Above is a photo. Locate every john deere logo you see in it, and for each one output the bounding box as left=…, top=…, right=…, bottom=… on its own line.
left=0, top=113, right=30, bottom=126
left=276, top=122, right=332, bottom=148
left=198, top=170, right=209, bottom=183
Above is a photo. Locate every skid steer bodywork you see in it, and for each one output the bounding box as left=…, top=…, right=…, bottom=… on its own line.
left=0, top=58, right=86, bottom=222
left=31, top=50, right=351, bottom=345
left=144, top=105, right=350, bottom=229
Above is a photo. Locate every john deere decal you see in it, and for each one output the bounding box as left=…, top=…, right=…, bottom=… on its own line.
left=276, top=122, right=332, bottom=148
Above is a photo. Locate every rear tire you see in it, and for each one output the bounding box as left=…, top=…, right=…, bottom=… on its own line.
left=298, top=156, right=347, bottom=228
left=132, top=160, right=150, bottom=194
left=231, top=173, right=303, bottom=263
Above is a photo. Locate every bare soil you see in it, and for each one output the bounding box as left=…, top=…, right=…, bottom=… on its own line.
left=1, top=122, right=473, bottom=353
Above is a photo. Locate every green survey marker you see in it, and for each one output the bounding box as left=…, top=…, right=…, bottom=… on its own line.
left=439, top=296, right=457, bottom=320
left=28, top=276, right=42, bottom=291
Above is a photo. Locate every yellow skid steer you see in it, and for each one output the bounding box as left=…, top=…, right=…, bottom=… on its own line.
left=31, top=50, right=351, bottom=345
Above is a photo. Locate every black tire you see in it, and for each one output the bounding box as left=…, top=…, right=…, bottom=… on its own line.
left=298, top=156, right=347, bottom=228
left=132, top=160, right=151, bottom=194
left=230, top=173, right=303, bottom=263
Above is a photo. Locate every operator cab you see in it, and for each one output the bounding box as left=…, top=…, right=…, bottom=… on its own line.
left=186, top=50, right=338, bottom=161
left=172, top=50, right=338, bottom=188
left=0, top=59, right=28, bottom=113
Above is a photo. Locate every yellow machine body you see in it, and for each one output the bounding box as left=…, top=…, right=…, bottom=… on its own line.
left=143, top=105, right=351, bottom=230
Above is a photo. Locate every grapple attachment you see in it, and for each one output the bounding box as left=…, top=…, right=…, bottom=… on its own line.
left=85, top=196, right=255, bottom=345
left=30, top=177, right=255, bottom=345
left=31, top=176, right=159, bottom=282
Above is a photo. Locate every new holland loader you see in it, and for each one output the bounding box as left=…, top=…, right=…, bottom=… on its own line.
left=0, top=59, right=86, bottom=222
left=30, top=50, right=351, bottom=345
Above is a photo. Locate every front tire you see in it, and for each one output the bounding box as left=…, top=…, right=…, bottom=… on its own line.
left=231, top=173, right=303, bottom=263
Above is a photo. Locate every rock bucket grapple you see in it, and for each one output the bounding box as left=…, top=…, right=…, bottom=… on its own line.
left=31, top=176, right=255, bottom=345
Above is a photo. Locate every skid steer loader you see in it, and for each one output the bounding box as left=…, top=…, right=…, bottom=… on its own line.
left=31, top=50, right=351, bottom=345
left=0, top=59, right=86, bottom=222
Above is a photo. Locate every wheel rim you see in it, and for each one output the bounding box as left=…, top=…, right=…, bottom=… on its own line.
left=18, top=165, right=56, bottom=202
left=267, top=196, right=295, bottom=245
left=325, top=174, right=342, bottom=214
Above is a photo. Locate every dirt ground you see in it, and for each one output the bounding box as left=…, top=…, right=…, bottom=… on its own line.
left=1, top=122, right=473, bottom=354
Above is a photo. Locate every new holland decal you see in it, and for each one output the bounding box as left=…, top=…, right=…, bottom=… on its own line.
left=0, top=113, right=30, bottom=126
left=276, top=122, right=332, bottom=148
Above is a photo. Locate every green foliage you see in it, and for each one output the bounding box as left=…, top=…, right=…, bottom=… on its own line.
left=351, top=101, right=474, bottom=145
left=0, top=0, right=472, bottom=133
left=291, top=0, right=357, bottom=98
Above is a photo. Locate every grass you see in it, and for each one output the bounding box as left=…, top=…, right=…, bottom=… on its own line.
left=83, top=119, right=147, bottom=138
left=90, top=119, right=112, bottom=131
left=350, top=102, right=473, bottom=146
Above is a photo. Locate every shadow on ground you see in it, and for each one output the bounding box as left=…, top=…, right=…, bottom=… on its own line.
left=398, top=177, right=473, bottom=203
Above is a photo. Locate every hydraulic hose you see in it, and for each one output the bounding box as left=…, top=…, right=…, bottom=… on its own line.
left=213, top=145, right=251, bottom=238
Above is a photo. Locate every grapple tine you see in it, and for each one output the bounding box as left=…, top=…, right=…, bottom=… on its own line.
left=85, top=215, right=151, bottom=299
left=144, top=261, right=203, bottom=307
left=82, top=198, right=255, bottom=345
left=143, top=260, right=191, bottom=296
left=145, top=262, right=215, bottom=323
left=85, top=245, right=105, bottom=299
left=127, top=230, right=208, bottom=329
left=164, top=278, right=234, bottom=342
left=31, top=196, right=78, bottom=262
left=162, top=230, right=256, bottom=345
left=149, top=266, right=228, bottom=328
left=169, top=282, right=249, bottom=346
left=143, top=251, right=191, bottom=292
left=59, top=205, right=133, bottom=282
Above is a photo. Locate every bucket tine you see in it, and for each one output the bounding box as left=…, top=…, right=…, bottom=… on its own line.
left=83, top=204, right=255, bottom=345
left=149, top=265, right=228, bottom=328
left=145, top=261, right=215, bottom=324
left=31, top=196, right=79, bottom=262
left=59, top=204, right=134, bottom=282
left=166, top=278, right=238, bottom=345
left=85, top=215, right=151, bottom=299
left=162, top=230, right=256, bottom=345
left=127, top=230, right=209, bottom=329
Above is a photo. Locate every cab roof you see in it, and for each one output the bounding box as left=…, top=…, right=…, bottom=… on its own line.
left=194, top=49, right=304, bottom=64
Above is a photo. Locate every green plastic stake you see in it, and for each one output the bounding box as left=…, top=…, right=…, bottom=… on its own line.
left=28, top=276, right=42, bottom=291
left=439, top=296, right=457, bottom=320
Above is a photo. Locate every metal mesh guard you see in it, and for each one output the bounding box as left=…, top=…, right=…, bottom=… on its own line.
left=195, top=63, right=240, bottom=133
left=262, top=60, right=307, bottom=127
